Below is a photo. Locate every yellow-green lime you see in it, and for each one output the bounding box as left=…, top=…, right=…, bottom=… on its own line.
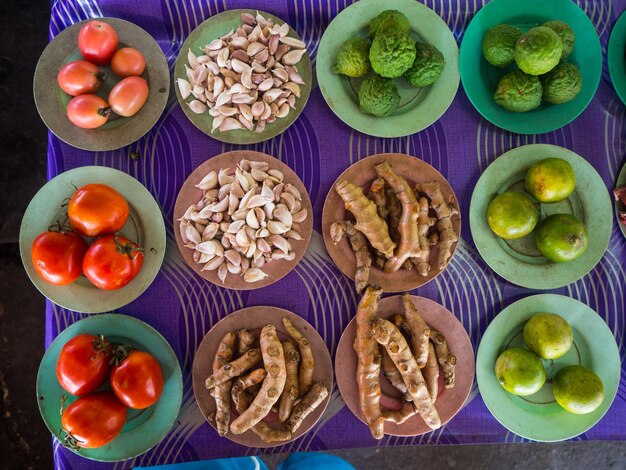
left=553, top=365, right=604, bottom=414
left=525, top=158, right=576, bottom=203
left=523, top=313, right=573, bottom=359
left=534, top=213, right=588, bottom=262
left=487, top=191, right=538, bottom=239
left=495, top=348, right=546, bottom=396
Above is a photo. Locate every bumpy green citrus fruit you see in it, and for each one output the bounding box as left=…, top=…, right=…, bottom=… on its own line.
left=369, top=10, right=410, bottom=39
left=482, top=24, right=523, bottom=67
left=332, top=37, right=371, bottom=78
left=487, top=191, right=538, bottom=239
left=523, top=313, right=574, bottom=359
left=403, top=42, right=445, bottom=87
left=525, top=157, right=576, bottom=203
left=534, top=213, right=588, bottom=262
left=514, top=26, right=563, bottom=75
left=495, top=348, right=547, bottom=396
left=553, top=365, right=604, bottom=414
left=493, top=70, right=543, bottom=112
left=369, top=30, right=416, bottom=78
left=543, top=20, right=575, bottom=59
left=359, top=75, right=400, bottom=116
left=541, top=62, right=582, bottom=104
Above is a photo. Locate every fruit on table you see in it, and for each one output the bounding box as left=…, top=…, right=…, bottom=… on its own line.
left=111, top=47, right=146, bottom=77
left=332, top=37, right=371, bottom=78
left=78, top=20, right=119, bottom=66
left=553, top=365, right=604, bottom=414
left=108, top=76, right=149, bottom=117
left=369, top=10, right=410, bottom=39
left=403, top=42, right=445, bottom=87
left=31, top=229, right=88, bottom=286
left=68, top=184, right=129, bottom=237
left=534, top=213, right=588, bottom=262
left=61, top=392, right=127, bottom=448
left=523, top=313, right=573, bottom=359
left=66, top=94, right=111, bottom=129
left=525, top=157, right=576, bottom=203
left=543, top=20, right=575, bottom=59
left=482, top=24, right=523, bottom=68
left=359, top=75, right=400, bottom=116
left=110, top=349, right=164, bottom=409
left=57, top=60, right=104, bottom=96
left=487, top=191, right=538, bottom=239
left=514, top=26, right=563, bottom=76
left=82, top=234, right=144, bottom=290
left=493, top=70, right=542, bottom=112
left=495, top=348, right=546, bottom=396
left=541, top=63, right=582, bottom=104
left=369, top=30, right=416, bottom=78
left=56, top=334, right=112, bottom=396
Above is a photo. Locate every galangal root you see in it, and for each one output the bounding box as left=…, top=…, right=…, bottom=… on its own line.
left=278, top=340, right=300, bottom=423
left=211, top=332, right=236, bottom=436
left=330, top=221, right=372, bottom=294
left=402, top=293, right=430, bottom=369
left=282, top=317, right=315, bottom=396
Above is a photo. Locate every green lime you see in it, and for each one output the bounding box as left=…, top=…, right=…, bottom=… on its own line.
left=525, top=158, right=576, bottom=203
left=487, top=191, right=538, bottom=239
left=535, top=213, right=588, bottom=262
left=523, top=313, right=573, bottom=359
left=495, top=348, right=546, bottom=396
left=553, top=365, right=604, bottom=414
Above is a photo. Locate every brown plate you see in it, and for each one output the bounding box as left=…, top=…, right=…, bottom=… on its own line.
left=322, top=153, right=461, bottom=292
left=33, top=18, right=170, bottom=151
left=192, top=306, right=333, bottom=447
left=335, top=294, right=474, bottom=436
left=173, top=150, right=313, bottom=289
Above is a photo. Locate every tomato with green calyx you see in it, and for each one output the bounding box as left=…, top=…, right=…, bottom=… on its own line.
left=83, top=235, right=143, bottom=290
left=31, top=227, right=88, bottom=286
left=56, top=334, right=112, bottom=396
left=110, top=348, right=164, bottom=409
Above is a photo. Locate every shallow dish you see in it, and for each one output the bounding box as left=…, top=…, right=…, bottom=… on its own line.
left=608, top=10, right=626, bottom=107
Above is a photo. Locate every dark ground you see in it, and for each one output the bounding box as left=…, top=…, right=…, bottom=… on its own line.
left=0, top=0, right=624, bottom=469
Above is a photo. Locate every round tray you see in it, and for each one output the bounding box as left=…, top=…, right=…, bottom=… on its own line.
left=33, top=18, right=170, bottom=151
left=36, top=314, right=183, bottom=461
left=19, top=166, right=166, bottom=313
left=322, top=153, right=461, bottom=292
left=316, top=0, right=459, bottom=137
left=192, top=306, right=333, bottom=447
left=608, top=9, right=626, bottom=107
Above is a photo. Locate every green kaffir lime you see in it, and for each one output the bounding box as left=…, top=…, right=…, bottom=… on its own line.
left=359, top=75, right=400, bottom=116
left=403, top=42, right=445, bottom=87
left=541, top=62, right=582, bottom=104
left=543, top=20, right=575, bottom=59
left=482, top=24, right=523, bottom=67
left=514, top=26, right=563, bottom=75
left=332, top=37, right=371, bottom=78
left=369, top=30, right=416, bottom=78
left=494, top=70, right=543, bottom=112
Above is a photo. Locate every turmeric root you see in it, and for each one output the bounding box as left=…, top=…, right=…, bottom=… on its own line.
left=381, top=347, right=407, bottom=395
left=423, top=342, right=439, bottom=403
left=278, top=340, right=300, bottom=423
left=230, top=325, right=286, bottom=434
left=412, top=197, right=437, bottom=277
left=236, top=329, right=256, bottom=355
left=335, top=178, right=396, bottom=258
left=375, top=162, right=421, bottom=273
left=234, top=368, right=267, bottom=391
left=417, top=182, right=458, bottom=270
left=387, top=189, right=402, bottom=243
left=372, top=317, right=441, bottom=430
left=211, top=331, right=236, bottom=436
left=285, top=382, right=329, bottom=433
left=330, top=221, right=372, bottom=294
left=205, top=348, right=262, bottom=390
left=354, top=285, right=385, bottom=439
left=430, top=329, right=456, bottom=389
left=402, top=293, right=430, bottom=369
left=382, top=402, right=418, bottom=424
left=282, top=317, right=314, bottom=397
left=368, top=177, right=389, bottom=220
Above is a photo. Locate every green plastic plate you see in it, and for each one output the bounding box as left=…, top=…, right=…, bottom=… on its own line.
left=316, top=0, right=459, bottom=137
left=476, top=294, right=620, bottom=442
left=36, top=314, right=183, bottom=461
left=460, top=0, right=601, bottom=135
left=608, top=10, right=626, bottom=106
left=615, top=162, right=626, bottom=239
left=19, top=166, right=166, bottom=313
left=469, top=144, right=612, bottom=290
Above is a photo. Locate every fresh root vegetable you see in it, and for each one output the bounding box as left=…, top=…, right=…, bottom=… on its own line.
left=372, top=317, right=441, bottom=430
left=402, top=293, right=430, bottom=369
left=354, top=285, right=385, bottom=439
left=368, top=177, right=389, bottom=221
left=211, top=332, right=236, bottom=436
left=430, top=329, right=456, bottom=389
left=423, top=342, right=439, bottom=403
left=236, top=329, right=256, bottom=355
left=230, top=325, right=286, bottom=434
left=278, top=340, right=300, bottom=423
left=413, top=196, right=437, bottom=277
left=387, top=188, right=402, bottom=243
left=382, top=402, right=418, bottom=424
left=417, top=182, right=458, bottom=270
left=282, top=317, right=315, bottom=397
left=285, top=382, right=329, bottom=433
left=233, top=368, right=267, bottom=392
left=375, top=162, right=421, bottom=273
left=335, top=178, right=396, bottom=258
left=381, top=347, right=408, bottom=396
left=205, top=348, right=262, bottom=390
left=330, top=221, right=372, bottom=293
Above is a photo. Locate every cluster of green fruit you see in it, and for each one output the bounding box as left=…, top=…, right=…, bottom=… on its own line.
left=332, top=10, right=445, bottom=117
left=483, top=21, right=582, bottom=112
left=487, top=157, right=588, bottom=263
left=496, top=313, right=604, bottom=415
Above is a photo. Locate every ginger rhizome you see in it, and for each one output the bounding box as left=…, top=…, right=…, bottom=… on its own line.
left=211, top=331, right=236, bottom=436
left=331, top=220, right=372, bottom=293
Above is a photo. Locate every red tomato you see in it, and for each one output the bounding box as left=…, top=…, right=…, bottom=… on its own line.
left=78, top=20, right=118, bottom=65
left=110, top=350, right=164, bottom=409
left=68, top=184, right=129, bottom=237
left=31, top=230, right=88, bottom=286
left=66, top=94, right=110, bottom=129
left=57, top=60, right=104, bottom=96
left=56, top=334, right=112, bottom=396
left=108, top=76, right=149, bottom=117
left=61, top=392, right=127, bottom=448
left=83, top=235, right=143, bottom=290
left=111, top=47, right=146, bottom=77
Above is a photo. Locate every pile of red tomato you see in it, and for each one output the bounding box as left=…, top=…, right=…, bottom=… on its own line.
left=57, top=334, right=164, bottom=448
left=31, top=183, right=143, bottom=290
left=58, top=20, right=149, bottom=129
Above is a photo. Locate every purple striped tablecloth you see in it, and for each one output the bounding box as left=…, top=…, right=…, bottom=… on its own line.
left=45, top=1, right=626, bottom=468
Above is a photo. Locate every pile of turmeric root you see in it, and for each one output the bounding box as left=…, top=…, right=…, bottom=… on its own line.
left=355, top=287, right=456, bottom=438
left=205, top=318, right=329, bottom=443
left=331, top=161, right=458, bottom=293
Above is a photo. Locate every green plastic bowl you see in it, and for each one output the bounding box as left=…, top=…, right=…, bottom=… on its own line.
left=608, top=10, right=626, bottom=106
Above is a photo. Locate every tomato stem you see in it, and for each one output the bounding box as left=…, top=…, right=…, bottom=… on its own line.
left=113, top=234, right=143, bottom=260
left=110, top=344, right=133, bottom=367
left=48, top=220, right=73, bottom=234
left=98, top=106, right=112, bottom=118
